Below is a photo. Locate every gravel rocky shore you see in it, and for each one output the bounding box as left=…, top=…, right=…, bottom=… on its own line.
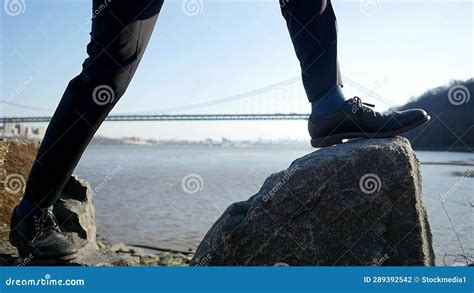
left=96, top=237, right=193, bottom=266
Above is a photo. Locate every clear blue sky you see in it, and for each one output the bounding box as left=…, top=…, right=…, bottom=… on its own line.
left=1, top=0, right=472, bottom=140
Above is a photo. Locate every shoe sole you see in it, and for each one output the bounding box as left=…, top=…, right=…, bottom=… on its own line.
left=10, top=233, right=78, bottom=265
left=310, top=115, right=431, bottom=148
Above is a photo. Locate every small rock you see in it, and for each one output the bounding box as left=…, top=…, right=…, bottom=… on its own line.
left=109, top=243, right=130, bottom=253
left=130, top=247, right=146, bottom=256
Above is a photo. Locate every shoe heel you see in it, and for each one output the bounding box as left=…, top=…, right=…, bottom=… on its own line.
left=311, top=136, right=343, bottom=148
left=8, top=233, right=17, bottom=247
left=8, top=233, right=27, bottom=258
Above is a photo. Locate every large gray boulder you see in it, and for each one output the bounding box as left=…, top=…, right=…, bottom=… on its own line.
left=192, top=137, right=435, bottom=266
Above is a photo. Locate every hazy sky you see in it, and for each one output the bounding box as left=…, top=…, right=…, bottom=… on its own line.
left=1, top=0, right=473, bottom=140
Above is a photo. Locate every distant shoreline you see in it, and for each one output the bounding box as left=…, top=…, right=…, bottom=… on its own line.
left=3, top=136, right=473, bottom=153
left=88, top=137, right=474, bottom=153
left=88, top=135, right=309, bottom=147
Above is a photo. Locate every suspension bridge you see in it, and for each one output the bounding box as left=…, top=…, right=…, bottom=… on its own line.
left=1, top=76, right=396, bottom=125
left=2, top=114, right=309, bottom=123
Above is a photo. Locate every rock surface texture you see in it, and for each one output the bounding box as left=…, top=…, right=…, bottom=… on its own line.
left=192, top=137, right=435, bottom=266
left=0, top=140, right=138, bottom=266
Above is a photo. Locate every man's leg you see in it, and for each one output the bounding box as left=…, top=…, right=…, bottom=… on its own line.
left=281, top=0, right=429, bottom=147
left=11, top=0, right=164, bottom=260
left=281, top=0, right=342, bottom=103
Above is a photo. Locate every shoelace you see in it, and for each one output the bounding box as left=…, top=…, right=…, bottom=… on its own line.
left=349, top=96, right=376, bottom=115
left=32, top=210, right=61, bottom=240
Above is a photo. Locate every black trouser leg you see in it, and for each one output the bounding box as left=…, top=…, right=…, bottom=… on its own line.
left=281, top=0, right=342, bottom=102
left=23, top=0, right=164, bottom=208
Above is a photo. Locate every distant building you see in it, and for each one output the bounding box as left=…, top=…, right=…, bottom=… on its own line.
left=4, top=123, right=17, bottom=136
left=2, top=123, right=46, bottom=140
left=34, top=127, right=46, bottom=136
left=122, top=136, right=149, bottom=145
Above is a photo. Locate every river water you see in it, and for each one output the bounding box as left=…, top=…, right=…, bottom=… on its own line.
left=75, top=144, right=473, bottom=265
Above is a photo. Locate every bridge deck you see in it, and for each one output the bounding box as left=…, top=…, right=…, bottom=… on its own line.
left=2, top=114, right=310, bottom=123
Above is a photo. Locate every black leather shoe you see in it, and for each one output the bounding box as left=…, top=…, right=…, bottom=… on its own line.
left=309, top=96, right=430, bottom=147
left=9, top=207, right=77, bottom=264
